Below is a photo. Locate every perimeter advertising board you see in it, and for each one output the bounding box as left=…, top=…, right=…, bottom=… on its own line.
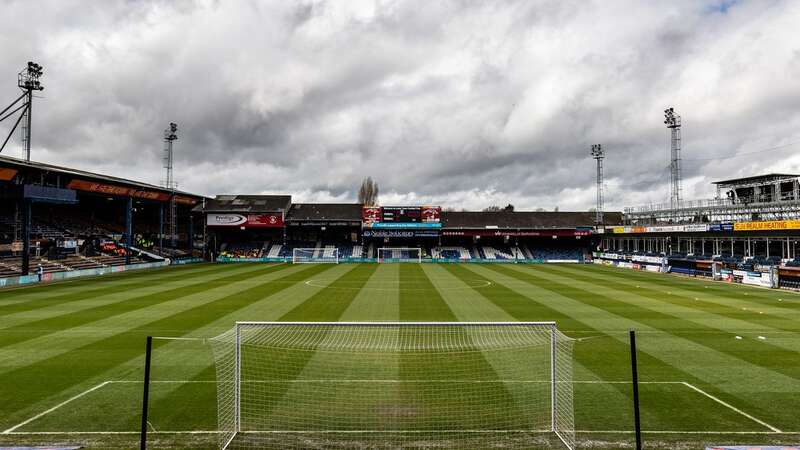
left=206, top=213, right=284, bottom=228
left=734, top=219, right=800, bottom=231
left=442, top=229, right=590, bottom=237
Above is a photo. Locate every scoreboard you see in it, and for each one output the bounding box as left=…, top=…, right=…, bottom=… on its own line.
left=362, top=206, right=441, bottom=228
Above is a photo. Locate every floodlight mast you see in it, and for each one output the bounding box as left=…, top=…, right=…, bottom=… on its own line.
left=0, top=61, right=44, bottom=160
left=163, top=123, right=178, bottom=248
left=591, top=144, right=604, bottom=225
left=664, top=107, right=682, bottom=209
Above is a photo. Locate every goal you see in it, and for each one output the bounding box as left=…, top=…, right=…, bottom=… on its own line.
left=377, top=247, right=422, bottom=263
left=291, top=247, right=338, bottom=264
left=211, top=322, right=575, bottom=450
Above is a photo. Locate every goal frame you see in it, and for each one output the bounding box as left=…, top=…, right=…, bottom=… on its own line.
left=226, top=321, right=572, bottom=450
left=291, top=247, right=338, bottom=264
left=377, top=247, right=423, bottom=263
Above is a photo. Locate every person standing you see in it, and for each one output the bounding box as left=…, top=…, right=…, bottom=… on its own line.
left=37, top=264, right=43, bottom=282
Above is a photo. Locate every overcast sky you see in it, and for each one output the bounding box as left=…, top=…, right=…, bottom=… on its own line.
left=1, top=0, right=799, bottom=211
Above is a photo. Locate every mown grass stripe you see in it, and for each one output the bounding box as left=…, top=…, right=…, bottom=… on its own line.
left=0, top=264, right=289, bottom=349
left=0, top=263, right=336, bottom=429
left=488, top=264, right=796, bottom=430
left=249, top=264, right=379, bottom=426
left=0, top=264, right=238, bottom=317
left=526, top=264, right=800, bottom=380
left=404, top=264, right=530, bottom=431
left=143, top=265, right=366, bottom=432
left=472, top=264, right=786, bottom=432
left=585, top=264, right=799, bottom=310
left=548, top=264, right=800, bottom=333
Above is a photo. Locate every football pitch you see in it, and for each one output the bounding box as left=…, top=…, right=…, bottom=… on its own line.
left=0, top=262, right=798, bottom=449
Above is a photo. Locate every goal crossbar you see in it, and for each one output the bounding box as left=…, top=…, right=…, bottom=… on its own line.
left=213, top=321, right=575, bottom=450
left=377, top=247, right=422, bottom=263
left=291, top=247, right=338, bottom=264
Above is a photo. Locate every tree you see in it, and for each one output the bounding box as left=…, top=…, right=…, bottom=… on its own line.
left=482, top=205, right=502, bottom=212
left=357, top=177, right=379, bottom=205
left=503, top=204, right=514, bottom=212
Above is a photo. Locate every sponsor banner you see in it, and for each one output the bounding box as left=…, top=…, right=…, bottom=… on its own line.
left=0, top=167, right=18, bottom=181
left=362, top=229, right=439, bottom=238
left=288, top=221, right=359, bottom=227
left=206, top=213, right=284, bottom=228
left=709, top=223, right=734, bottom=232
left=611, top=224, right=710, bottom=234
left=174, top=195, right=199, bottom=205
left=442, top=229, right=589, bottom=237
left=734, top=219, right=800, bottom=231
left=370, top=222, right=442, bottom=229
left=67, top=179, right=170, bottom=201
left=65, top=179, right=198, bottom=204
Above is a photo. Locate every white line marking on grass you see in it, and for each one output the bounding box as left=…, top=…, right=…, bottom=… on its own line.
left=9, top=379, right=780, bottom=436
left=109, top=379, right=685, bottom=384
left=2, top=381, right=112, bottom=434
left=5, top=430, right=799, bottom=436
left=680, top=382, right=781, bottom=432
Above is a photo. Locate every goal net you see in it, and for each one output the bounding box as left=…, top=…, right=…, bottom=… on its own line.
left=292, top=247, right=338, bottom=264
left=377, top=247, right=422, bottom=263
left=211, top=322, right=575, bottom=450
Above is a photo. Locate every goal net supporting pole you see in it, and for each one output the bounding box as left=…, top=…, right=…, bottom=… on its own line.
left=139, top=336, right=153, bottom=450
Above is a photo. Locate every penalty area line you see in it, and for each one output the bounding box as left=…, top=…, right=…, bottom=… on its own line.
left=680, top=381, right=781, bottom=433
left=2, top=381, right=112, bottom=434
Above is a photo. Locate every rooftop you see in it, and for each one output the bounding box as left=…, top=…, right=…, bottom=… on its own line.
left=712, top=173, right=800, bottom=186
left=286, top=203, right=362, bottom=222
left=0, top=154, right=203, bottom=199
left=201, top=195, right=293, bottom=213
left=441, top=211, right=622, bottom=229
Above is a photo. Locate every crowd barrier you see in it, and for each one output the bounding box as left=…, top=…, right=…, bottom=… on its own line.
left=0, top=260, right=170, bottom=288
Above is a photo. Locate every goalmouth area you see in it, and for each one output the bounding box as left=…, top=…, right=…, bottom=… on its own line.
left=0, top=262, right=798, bottom=450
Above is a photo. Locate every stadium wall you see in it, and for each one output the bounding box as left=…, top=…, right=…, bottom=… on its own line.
left=0, top=260, right=172, bottom=288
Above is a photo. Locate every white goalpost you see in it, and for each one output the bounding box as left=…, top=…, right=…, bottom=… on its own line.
left=211, top=322, right=575, bottom=450
left=291, top=247, right=338, bottom=264
left=377, top=247, right=422, bottom=263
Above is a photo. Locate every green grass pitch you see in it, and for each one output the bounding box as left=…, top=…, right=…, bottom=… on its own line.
left=0, top=262, right=798, bottom=449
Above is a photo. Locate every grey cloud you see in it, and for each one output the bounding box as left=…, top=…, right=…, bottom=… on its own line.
left=1, top=0, right=799, bottom=211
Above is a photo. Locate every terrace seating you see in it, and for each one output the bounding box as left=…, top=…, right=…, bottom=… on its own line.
left=434, top=247, right=471, bottom=260
left=479, top=246, right=518, bottom=260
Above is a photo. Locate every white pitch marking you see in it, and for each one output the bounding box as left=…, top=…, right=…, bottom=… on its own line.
left=4, top=430, right=797, bottom=436
left=680, top=382, right=781, bottom=432
left=2, top=381, right=111, bottom=434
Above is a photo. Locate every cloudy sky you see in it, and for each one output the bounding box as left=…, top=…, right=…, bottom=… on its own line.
left=1, top=0, right=799, bottom=211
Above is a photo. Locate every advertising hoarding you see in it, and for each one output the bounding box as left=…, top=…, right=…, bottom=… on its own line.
left=206, top=213, right=284, bottom=228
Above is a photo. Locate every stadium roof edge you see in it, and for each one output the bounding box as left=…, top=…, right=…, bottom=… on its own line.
left=0, top=154, right=205, bottom=199
left=712, top=173, right=800, bottom=185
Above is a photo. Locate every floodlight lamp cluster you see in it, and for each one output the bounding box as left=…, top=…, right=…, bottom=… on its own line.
left=663, top=107, right=679, bottom=127
left=18, top=61, right=44, bottom=91
left=590, top=144, right=603, bottom=158
left=164, top=122, right=178, bottom=140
